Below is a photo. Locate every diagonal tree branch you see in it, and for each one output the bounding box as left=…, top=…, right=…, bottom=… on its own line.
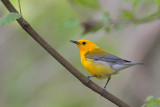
left=1, top=0, right=129, bottom=107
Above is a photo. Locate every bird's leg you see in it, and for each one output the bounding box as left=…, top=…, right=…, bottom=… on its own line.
left=103, top=75, right=111, bottom=91
left=86, top=75, right=96, bottom=83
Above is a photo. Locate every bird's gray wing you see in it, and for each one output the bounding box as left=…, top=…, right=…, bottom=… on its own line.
left=87, top=54, right=130, bottom=64
left=87, top=54, right=140, bottom=71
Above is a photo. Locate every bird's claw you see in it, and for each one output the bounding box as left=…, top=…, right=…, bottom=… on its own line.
left=103, top=87, right=106, bottom=91
left=86, top=76, right=90, bottom=83
left=85, top=76, right=96, bottom=83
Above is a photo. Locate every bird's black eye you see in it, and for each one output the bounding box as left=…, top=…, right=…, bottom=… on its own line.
left=82, top=42, right=86, bottom=45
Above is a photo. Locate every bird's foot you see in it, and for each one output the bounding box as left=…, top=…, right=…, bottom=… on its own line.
left=86, top=76, right=95, bottom=83
left=103, top=87, right=106, bottom=91
left=86, top=76, right=91, bottom=83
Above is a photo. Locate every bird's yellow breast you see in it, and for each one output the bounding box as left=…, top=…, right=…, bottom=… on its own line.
left=81, top=56, right=115, bottom=79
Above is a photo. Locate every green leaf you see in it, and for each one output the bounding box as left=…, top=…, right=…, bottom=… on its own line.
left=102, top=12, right=110, bottom=22
left=114, top=23, right=126, bottom=30
left=72, top=0, right=100, bottom=9
left=121, top=10, right=134, bottom=20
left=60, top=18, right=80, bottom=30
left=133, top=0, right=139, bottom=11
left=155, top=0, right=160, bottom=9
left=148, top=101, right=159, bottom=107
left=124, top=0, right=153, bottom=3
left=0, top=13, right=21, bottom=26
left=124, top=0, right=139, bottom=10
left=105, top=26, right=111, bottom=33
left=138, top=12, right=159, bottom=23
left=146, top=96, right=154, bottom=102
left=142, top=96, right=160, bottom=107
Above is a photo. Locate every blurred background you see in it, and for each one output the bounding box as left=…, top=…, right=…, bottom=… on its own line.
left=0, top=0, right=160, bottom=107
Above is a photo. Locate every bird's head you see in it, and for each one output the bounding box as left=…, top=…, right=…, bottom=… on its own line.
left=70, top=40, right=99, bottom=54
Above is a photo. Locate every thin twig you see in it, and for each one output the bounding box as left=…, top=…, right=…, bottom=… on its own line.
left=18, top=0, right=22, bottom=16
left=1, top=0, right=129, bottom=107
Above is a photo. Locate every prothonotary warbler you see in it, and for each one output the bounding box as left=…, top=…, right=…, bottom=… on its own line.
left=70, top=40, right=143, bottom=90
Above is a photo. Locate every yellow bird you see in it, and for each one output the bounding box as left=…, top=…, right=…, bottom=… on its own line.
left=70, top=40, right=143, bottom=90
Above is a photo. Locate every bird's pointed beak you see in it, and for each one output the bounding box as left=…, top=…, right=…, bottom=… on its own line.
left=70, top=40, right=80, bottom=45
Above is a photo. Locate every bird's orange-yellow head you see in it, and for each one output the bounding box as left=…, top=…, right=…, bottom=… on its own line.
left=70, top=40, right=99, bottom=55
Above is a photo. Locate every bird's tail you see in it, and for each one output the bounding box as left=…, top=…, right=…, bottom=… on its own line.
left=125, top=62, right=144, bottom=65
left=135, top=63, right=144, bottom=65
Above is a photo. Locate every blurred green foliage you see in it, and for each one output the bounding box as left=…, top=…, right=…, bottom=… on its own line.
left=71, top=0, right=100, bottom=9
left=61, top=0, right=160, bottom=35
left=121, top=10, right=135, bottom=20
left=142, top=96, right=160, bottom=107
left=60, top=18, right=80, bottom=30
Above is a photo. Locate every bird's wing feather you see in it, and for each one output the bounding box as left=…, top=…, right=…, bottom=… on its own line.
left=86, top=52, right=141, bottom=71
left=86, top=53, right=130, bottom=64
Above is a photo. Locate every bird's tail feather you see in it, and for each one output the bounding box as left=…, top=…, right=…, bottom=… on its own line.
left=124, top=62, right=144, bottom=65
